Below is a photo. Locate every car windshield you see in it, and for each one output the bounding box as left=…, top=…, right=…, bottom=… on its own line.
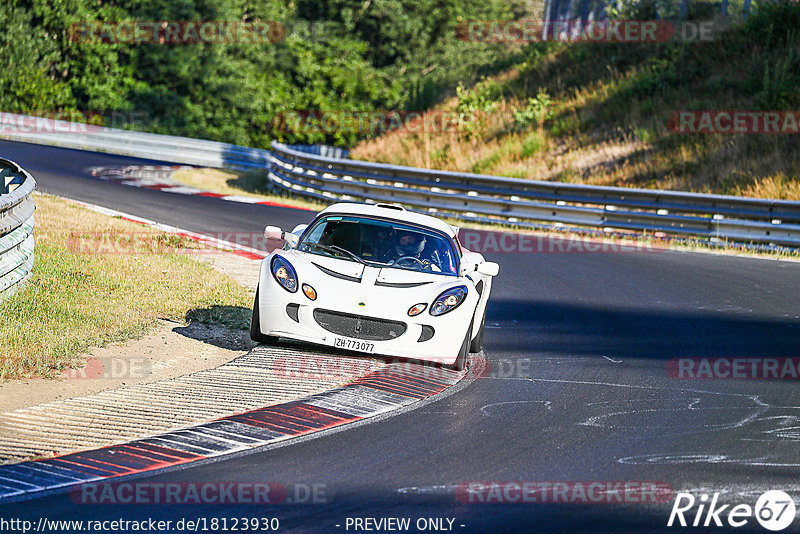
left=298, top=215, right=458, bottom=275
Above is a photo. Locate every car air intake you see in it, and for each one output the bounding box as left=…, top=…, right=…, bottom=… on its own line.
left=286, top=303, right=300, bottom=322
left=313, top=309, right=406, bottom=341
left=418, top=325, right=435, bottom=342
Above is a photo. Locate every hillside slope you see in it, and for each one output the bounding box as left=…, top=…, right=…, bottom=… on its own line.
left=351, top=2, right=800, bottom=199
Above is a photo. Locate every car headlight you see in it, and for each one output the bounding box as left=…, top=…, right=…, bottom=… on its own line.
left=271, top=256, right=298, bottom=293
left=430, top=286, right=467, bottom=316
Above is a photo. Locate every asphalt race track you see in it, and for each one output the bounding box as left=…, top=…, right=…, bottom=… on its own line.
left=2, top=139, right=800, bottom=533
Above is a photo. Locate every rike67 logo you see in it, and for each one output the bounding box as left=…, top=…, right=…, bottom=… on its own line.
left=668, top=490, right=796, bottom=531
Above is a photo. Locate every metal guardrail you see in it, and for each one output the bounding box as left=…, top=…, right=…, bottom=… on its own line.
left=0, top=158, right=35, bottom=299
left=2, top=112, right=798, bottom=247
left=267, top=142, right=800, bottom=247
left=0, top=113, right=274, bottom=170
left=286, top=144, right=350, bottom=159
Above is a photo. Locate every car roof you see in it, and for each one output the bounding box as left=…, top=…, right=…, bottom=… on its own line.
left=317, top=202, right=457, bottom=237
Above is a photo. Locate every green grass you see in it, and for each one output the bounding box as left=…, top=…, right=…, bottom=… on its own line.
left=0, top=194, right=252, bottom=379
left=520, top=132, right=545, bottom=159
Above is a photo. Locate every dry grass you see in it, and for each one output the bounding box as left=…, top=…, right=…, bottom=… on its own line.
left=350, top=10, right=800, bottom=200
left=0, top=194, right=252, bottom=379
left=352, top=89, right=800, bottom=200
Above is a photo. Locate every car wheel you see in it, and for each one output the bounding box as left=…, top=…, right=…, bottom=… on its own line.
left=250, top=288, right=279, bottom=345
left=469, top=304, right=487, bottom=353
left=450, top=320, right=473, bottom=372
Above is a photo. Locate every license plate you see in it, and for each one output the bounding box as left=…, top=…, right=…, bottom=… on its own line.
left=334, top=337, right=375, bottom=353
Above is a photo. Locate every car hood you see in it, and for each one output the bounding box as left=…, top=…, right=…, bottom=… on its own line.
left=375, top=266, right=440, bottom=286
left=301, top=252, right=365, bottom=280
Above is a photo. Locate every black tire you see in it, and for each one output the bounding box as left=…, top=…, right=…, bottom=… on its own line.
left=469, top=304, right=487, bottom=353
left=450, top=320, right=473, bottom=371
left=250, top=289, right=279, bottom=344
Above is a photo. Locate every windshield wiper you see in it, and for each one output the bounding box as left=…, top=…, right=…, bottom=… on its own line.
left=327, top=245, right=368, bottom=265
left=303, top=242, right=367, bottom=265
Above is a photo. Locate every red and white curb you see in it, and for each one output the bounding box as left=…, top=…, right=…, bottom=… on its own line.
left=15, top=156, right=777, bottom=504
left=0, top=361, right=465, bottom=501
left=4, top=191, right=471, bottom=501
left=89, top=165, right=313, bottom=212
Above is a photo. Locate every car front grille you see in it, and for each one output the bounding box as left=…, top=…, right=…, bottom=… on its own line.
left=313, top=309, right=406, bottom=341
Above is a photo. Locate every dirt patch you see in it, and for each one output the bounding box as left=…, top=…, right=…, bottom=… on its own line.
left=0, top=251, right=261, bottom=413
left=0, top=318, right=256, bottom=413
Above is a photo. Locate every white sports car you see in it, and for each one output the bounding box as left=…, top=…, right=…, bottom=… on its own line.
left=251, top=202, right=499, bottom=370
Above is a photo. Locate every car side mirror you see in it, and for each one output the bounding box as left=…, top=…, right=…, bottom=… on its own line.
left=265, top=225, right=299, bottom=248
left=477, top=261, right=499, bottom=277
left=264, top=225, right=283, bottom=240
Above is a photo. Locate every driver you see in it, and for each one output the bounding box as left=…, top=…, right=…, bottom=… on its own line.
left=393, top=230, right=440, bottom=271
left=395, top=230, right=425, bottom=256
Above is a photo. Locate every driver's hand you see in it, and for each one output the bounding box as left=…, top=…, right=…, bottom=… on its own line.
left=421, top=259, right=439, bottom=272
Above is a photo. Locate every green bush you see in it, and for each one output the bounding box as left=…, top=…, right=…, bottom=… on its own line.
left=2, top=0, right=530, bottom=148
left=513, top=90, right=553, bottom=131
left=455, top=82, right=500, bottom=140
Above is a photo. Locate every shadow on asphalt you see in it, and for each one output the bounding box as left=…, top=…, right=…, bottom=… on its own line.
left=485, top=298, right=800, bottom=361
left=174, top=304, right=254, bottom=351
